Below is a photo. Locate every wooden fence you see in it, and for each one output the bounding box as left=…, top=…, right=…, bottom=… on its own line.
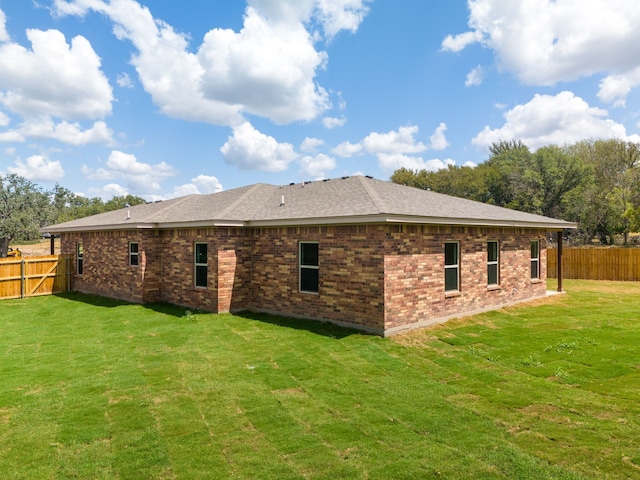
left=548, top=247, right=640, bottom=281
left=0, top=255, right=72, bottom=300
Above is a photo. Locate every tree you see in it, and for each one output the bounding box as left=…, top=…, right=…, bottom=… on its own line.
left=0, top=175, right=55, bottom=257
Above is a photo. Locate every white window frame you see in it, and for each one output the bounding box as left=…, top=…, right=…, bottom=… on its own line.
left=129, top=242, right=139, bottom=266
left=444, top=242, right=459, bottom=292
left=76, top=241, right=84, bottom=275
left=487, top=241, right=499, bottom=286
left=194, top=242, right=208, bottom=288
left=530, top=240, right=540, bottom=280
left=299, top=241, right=319, bottom=294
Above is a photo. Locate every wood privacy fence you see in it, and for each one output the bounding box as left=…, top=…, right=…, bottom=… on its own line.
left=548, top=247, right=640, bottom=281
left=0, top=255, right=72, bottom=300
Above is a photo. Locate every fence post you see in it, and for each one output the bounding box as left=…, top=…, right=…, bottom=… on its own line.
left=20, top=258, right=25, bottom=299
left=556, top=231, right=563, bottom=292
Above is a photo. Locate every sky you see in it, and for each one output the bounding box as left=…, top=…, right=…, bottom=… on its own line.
left=0, top=0, right=639, bottom=201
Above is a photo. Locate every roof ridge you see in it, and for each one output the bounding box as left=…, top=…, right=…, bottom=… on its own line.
left=217, top=183, right=271, bottom=219
left=145, top=194, right=198, bottom=222
left=356, top=176, right=387, bottom=214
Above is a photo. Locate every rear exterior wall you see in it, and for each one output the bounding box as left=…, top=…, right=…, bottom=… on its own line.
left=61, top=224, right=548, bottom=335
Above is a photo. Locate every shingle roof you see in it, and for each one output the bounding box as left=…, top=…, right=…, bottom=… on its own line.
left=45, top=176, right=577, bottom=232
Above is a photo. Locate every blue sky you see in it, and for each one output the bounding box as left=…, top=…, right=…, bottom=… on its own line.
left=0, top=0, right=639, bottom=200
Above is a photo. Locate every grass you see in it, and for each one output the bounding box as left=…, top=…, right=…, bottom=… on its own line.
left=0, top=280, right=639, bottom=479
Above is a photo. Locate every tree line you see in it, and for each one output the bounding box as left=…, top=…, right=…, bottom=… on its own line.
left=0, top=175, right=145, bottom=257
left=391, top=139, right=640, bottom=246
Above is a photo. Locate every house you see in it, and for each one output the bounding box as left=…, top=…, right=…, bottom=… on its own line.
left=45, top=175, right=576, bottom=336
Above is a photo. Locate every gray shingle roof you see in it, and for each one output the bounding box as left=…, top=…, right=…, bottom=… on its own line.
left=45, top=176, right=577, bottom=232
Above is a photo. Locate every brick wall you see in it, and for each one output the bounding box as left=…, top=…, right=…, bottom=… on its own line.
left=382, top=225, right=548, bottom=334
left=61, top=223, right=549, bottom=335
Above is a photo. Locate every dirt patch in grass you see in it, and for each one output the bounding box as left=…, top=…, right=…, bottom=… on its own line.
left=9, top=239, right=60, bottom=256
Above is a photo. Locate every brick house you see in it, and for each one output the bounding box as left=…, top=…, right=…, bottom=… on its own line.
left=45, top=176, right=576, bottom=336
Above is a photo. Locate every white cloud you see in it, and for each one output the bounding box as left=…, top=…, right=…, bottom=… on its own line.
left=163, top=174, right=224, bottom=199
left=87, top=183, right=129, bottom=200
left=363, top=125, right=427, bottom=155
left=441, top=30, right=483, bottom=53
left=299, top=153, right=336, bottom=179
left=0, top=27, right=112, bottom=119
left=313, top=0, right=370, bottom=39
left=322, top=115, right=346, bottom=129
left=116, top=72, right=134, bottom=88
left=429, top=123, right=449, bottom=150
left=445, top=0, right=640, bottom=104
left=220, top=121, right=298, bottom=172
left=8, top=154, right=64, bottom=182
left=0, top=111, right=9, bottom=126
left=377, top=153, right=455, bottom=175
left=83, top=150, right=177, bottom=194
left=597, top=67, right=640, bottom=107
left=300, top=137, right=324, bottom=152
left=0, top=117, right=113, bottom=145
left=473, top=91, right=634, bottom=149
left=331, top=140, right=362, bottom=157
left=465, top=65, right=484, bottom=87
left=0, top=9, right=9, bottom=43
left=54, top=0, right=369, bottom=125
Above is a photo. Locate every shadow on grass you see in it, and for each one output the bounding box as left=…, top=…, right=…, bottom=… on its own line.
left=53, top=292, right=364, bottom=339
left=53, top=292, right=185, bottom=318
left=232, top=311, right=364, bottom=340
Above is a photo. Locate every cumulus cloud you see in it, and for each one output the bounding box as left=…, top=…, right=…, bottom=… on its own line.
left=0, top=27, right=112, bottom=119
left=54, top=0, right=369, bottom=125
left=472, top=91, right=635, bottom=149
left=444, top=0, right=640, bottom=104
left=300, top=137, right=324, bottom=152
left=0, top=9, right=9, bottom=43
left=0, top=117, right=113, bottom=145
left=429, top=123, right=449, bottom=150
left=465, top=65, right=484, bottom=87
left=330, top=124, right=453, bottom=174
left=116, top=72, right=134, bottom=88
left=83, top=150, right=177, bottom=194
left=162, top=174, right=224, bottom=199
left=322, top=115, right=346, bottom=129
left=331, top=140, right=362, bottom=157
left=220, top=121, right=298, bottom=172
left=299, top=153, right=336, bottom=179
left=377, top=153, right=455, bottom=174
left=362, top=125, right=427, bottom=155
left=86, top=183, right=129, bottom=200
left=8, top=154, right=65, bottom=182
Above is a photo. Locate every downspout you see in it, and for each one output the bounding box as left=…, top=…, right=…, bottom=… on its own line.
left=557, top=231, right=563, bottom=293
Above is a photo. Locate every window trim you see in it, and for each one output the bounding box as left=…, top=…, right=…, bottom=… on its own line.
left=299, top=241, right=319, bottom=294
left=129, top=242, right=139, bottom=267
left=487, top=240, right=500, bottom=287
left=76, top=241, right=84, bottom=275
left=530, top=240, right=540, bottom=280
left=194, top=242, right=208, bottom=289
left=444, top=241, right=460, bottom=293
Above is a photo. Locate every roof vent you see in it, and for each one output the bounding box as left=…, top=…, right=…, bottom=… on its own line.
left=280, top=195, right=285, bottom=206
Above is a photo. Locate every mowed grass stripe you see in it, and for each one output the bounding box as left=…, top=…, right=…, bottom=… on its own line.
left=1, top=281, right=638, bottom=478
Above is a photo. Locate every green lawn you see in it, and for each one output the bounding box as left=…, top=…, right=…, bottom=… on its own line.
left=1, top=280, right=639, bottom=479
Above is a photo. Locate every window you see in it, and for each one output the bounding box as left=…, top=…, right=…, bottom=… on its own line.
left=76, top=241, right=84, bottom=275
left=487, top=241, right=499, bottom=286
left=299, top=242, right=319, bottom=293
left=530, top=240, right=540, bottom=280
left=129, top=242, right=139, bottom=266
left=444, top=242, right=459, bottom=292
left=195, top=242, right=208, bottom=288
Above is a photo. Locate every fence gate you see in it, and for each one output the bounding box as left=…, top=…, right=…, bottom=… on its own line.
left=0, top=255, right=72, bottom=300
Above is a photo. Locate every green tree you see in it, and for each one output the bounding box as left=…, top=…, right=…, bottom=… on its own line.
left=0, top=175, right=54, bottom=257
